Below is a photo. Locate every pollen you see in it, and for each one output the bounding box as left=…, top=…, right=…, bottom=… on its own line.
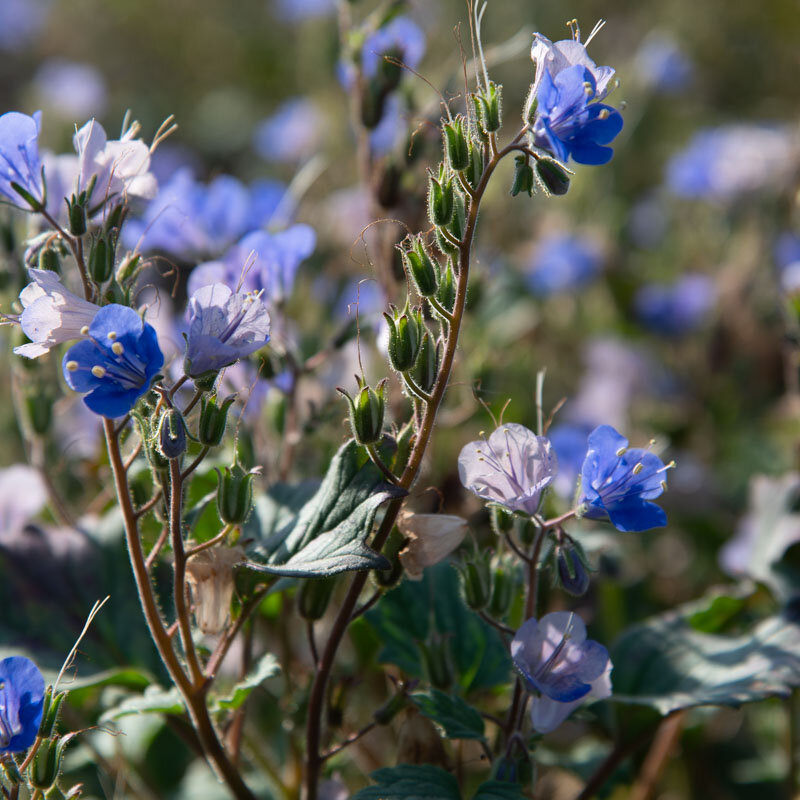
left=112, top=342, right=124, bottom=355
left=107, top=331, right=117, bottom=340
left=80, top=325, right=90, bottom=335
left=91, top=365, right=107, bottom=378
left=632, top=462, right=644, bottom=475
left=65, top=360, right=79, bottom=372
left=598, top=109, right=610, bottom=120
left=615, top=447, right=627, bottom=456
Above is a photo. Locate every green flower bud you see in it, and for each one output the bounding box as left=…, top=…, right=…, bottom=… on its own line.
left=435, top=226, right=459, bottom=257
left=198, top=394, right=235, bottom=447
left=39, top=689, right=66, bottom=740
left=30, top=736, right=72, bottom=791
left=488, top=566, right=514, bottom=618
left=428, top=170, right=454, bottom=227
left=298, top=576, right=337, bottom=621
left=465, top=143, right=484, bottom=191
left=89, top=234, right=114, bottom=284
left=192, top=370, right=220, bottom=392
left=115, top=251, right=141, bottom=288
left=476, top=81, right=503, bottom=133
left=156, top=408, right=187, bottom=460
left=376, top=159, right=402, bottom=208
left=338, top=378, right=387, bottom=446
left=436, top=260, right=456, bottom=314
left=510, top=155, right=534, bottom=198
left=103, top=203, right=125, bottom=234
left=446, top=190, right=466, bottom=242
left=459, top=557, right=491, bottom=611
left=67, top=197, right=87, bottom=236
left=470, top=94, right=489, bottom=143
left=402, top=236, right=438, bottom=297
left=443, top=116, right=470, bottom=172
left=418, top=634, right=454, bottom=690
left=491, top=505, right=515, bottom=535
left=384, top=304, right=423, bottom=373
left=216, top=461, right=255, bottom=525
left=535, top=157, right=572, bottom=196
left=555, top=536, right=591, bottom=596
left=411, top=332, right=439, bottom=394
left=38, top=246, right=61, bottom=273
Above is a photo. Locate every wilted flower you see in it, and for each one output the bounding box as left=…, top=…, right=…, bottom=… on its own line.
left=0, top=656, right=46, bottom=754
left=11, top=269, right=99, bottom=358
left=188, top=225, right=316, bottom=303
left=511, top=611, right=611, bottom=734
left=0, top=111, right=44, bottom=208
left=185, top=546, right=245, bottom=635
left=579, top=425, right=671, bottom=532
left=62, top=304, right=164, bottom=417
left=184, top=283, right=271, bottom=376
left=458, top=423, right=557, bottom=515
left=634, top=274, right=715, bottom=336
left=254, top=98, right=323, bottom=163
left=397, top=510, right=468, bottom=580
left=525, top=233, right=602, bottom=295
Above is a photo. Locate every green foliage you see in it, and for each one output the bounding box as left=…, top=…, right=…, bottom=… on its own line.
left=410, top=690, right=486, bottom=740
left=353, top=764, right=461, bottom=799
left=213, top=652, right=280, bottom=711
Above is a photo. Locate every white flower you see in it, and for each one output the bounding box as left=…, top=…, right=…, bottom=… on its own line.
left=185, top=546, right=245, bottom=635
left=397, top=510, right=467, bottom=580
left=0, top=465, right=47, bottom=535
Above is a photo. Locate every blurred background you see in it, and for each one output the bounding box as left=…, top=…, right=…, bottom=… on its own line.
left=3, top=0, right=800, bottom=797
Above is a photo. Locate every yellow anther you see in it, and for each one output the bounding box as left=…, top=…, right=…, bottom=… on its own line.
left=632, top=462, right=644, bottom=475
left=615, top=447, right=627, bottom=456
left=91, top=365, right=106, bottom=378
left=112, top=342, right=123, bottom=355
left=660, top=480, right=668, bottom=492
left=80, top=325, right=89, bottom=335
left=107, top=331, right=117, bottom=340
left=65, top=360, right=79, bottom=372
left=598, top=109, right=610, bottom=120
left=479, top=430, right=485, bottom=437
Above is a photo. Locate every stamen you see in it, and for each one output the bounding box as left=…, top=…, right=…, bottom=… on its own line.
left=112, top=342, right=124, bottom=355
left=80, top=325, right=89, bottom=335
left=91, top=365, right=107, bottom=378
left=615, top=447, right=627, bottom=456
left=632, top=462, right=644, bottom=475
left=107, top=331, right=117, bottom=340
left=660, top=480, right=668, bottom=492
left=598, top=109, right=610, bottom=120
left=66, top=360, right=79, bottom=372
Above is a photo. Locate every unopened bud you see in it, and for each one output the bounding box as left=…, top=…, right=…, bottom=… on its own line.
left=476, top=81, right=503, bottom=133
left=198, top=394, right=235, bottom=447
left=411, top=332, right=439, bottom=394
left=115, top=251, right=141, bottom=288
left=446, top=191, right=466, bottom=242
left=535, top=157, right=571, bottom=196
left=510, top=155, right=534, bottom=198
left=491, top=506, right=515, bottom=535
left=38, top=246, right=61, bottom=273
left=157, top=408, right=187, bottom=460
left=67, top=196, right=87, bottom=236
left=403, top=236, right=438, bottom=297
left=465, top=143, right=484, bottom=190
left=30, top=736, right=72, bottom=791
left=459, top=557, right=491, bottom=611
left=375, top=159, right=402, bottom=208
left=39, top=689, right=66, bottom=740
left=299, top=576, right=337, bottom=621
left=89, top=234, right=114, bottom=284
left=555, top=538, right=591, bottom=596
left=428, top=171, right=454, bottom=227
left=436, top=260, right=456, bottom=315
left=216, top=462, right=255, bottom=525
left=384, top=305, right=423, bottom=373
left=443, top=116, right=470, bottom=172
left=488, top=567, right=514, bottom=618
left=338, top=378, right=386, bottom=446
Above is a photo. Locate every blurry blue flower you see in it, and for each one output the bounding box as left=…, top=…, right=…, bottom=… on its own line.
left=0, top=656, right=45, bottom=754
left=0, top=465, right=47, bottom=535
left=579, top=425, right=670, bottom=532
left=188, top=225, right=316, bottom=303
left=458, top=423, right=557, bottom=515
left=63, top=304, right=164, bottom=417
left=634, top=274, right=715, bottom=336
left=548, top=423, right=593, bottom=499
left=627, top=194, right=669, bottom=249
left=254, top=98, right=323, bottom=163
left=185, top=283, right=271, bottom=376
left=369, top=94, right=403, bottom=155
left=533, top=65, right=624, bottom=165
left=0, top=0, right=50, bottom=51
left=774, top=233, right=800, bottom=294
left=0, top=111, right=44, bottom=208
left=274, top=0, right=335, bottom=21
left=125, top=168, right=285, bottom=259
left=362, top=16, right=426, bottom=79
left=634, top=33, right=693, bottom=93
left=526, top=233, right=602, bottom=295
left=666, top=125, right=795, bottom=200
left=13, top=268, right=100, bottom=358
left=33, top=59, right=108, bottom=119
left=511, top=611, right=612, bottom=733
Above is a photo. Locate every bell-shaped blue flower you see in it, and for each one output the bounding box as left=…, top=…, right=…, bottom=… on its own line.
left=62, top=304, right=164, bottom=418
left=0, top=656, right=45, bottom=754
left=0, top=111, right=44, bottom=208
left=511, top=612, right=611, bottom=733
left=533, top=65, right=623, bottom=166
left=579, top=425, right=670, bottom=532
left=184, top=283, right=271, bottom=377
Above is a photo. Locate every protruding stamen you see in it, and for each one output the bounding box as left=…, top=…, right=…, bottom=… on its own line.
left=660, top=480, right=668, bottom=492
left=112, top=342, right=124, bottom=355
left=615, top=447, right=627, bottom=456
left=632, top=462, right=644, bottom=475
left=91, top=365, right=107, bottom=378
left=107, top=331, right=117, bottom=340
left=80, top=325, right=89, bottom=335
left=66, top=360, right=79, bottom=372
left=598, top=109, right=610, bottom=120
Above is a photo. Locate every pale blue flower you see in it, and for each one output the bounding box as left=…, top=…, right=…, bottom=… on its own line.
left=362, top=17, right=425, bottom=79
left=526, top=233, right=602, bottom=295
left=0, top=111, right=44, bottom=208
left=634, top=32, right=693, bottom=93
left=33, top=59, right=108, bottom=119
left=254, top=98, right=323, bottom=163
left=634, top=274, right=715, bottom=336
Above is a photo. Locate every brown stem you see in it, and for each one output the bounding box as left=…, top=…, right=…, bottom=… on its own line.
left=629, top=711, right=686, bottom=800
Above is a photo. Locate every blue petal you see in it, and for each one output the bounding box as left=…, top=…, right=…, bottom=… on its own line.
left=89, top=304, right=144, bottom=342
left=607, top=499, right=667, bottom=532
left=83, top=385, right=146, bottom=418
left=573, top=640, right=610, bottom=683
left=583, top=105, right=624, bottom=145
left=567, top=140, right=614, bottom=166
left=534, top=670, right=592, bottom=703
left=62, top=339, right=106, bottom=392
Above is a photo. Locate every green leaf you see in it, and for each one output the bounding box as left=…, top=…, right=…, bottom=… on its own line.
left=612, top=595, right=800, bottom=714
left=472, top=781, right=527, bottom=800
left=243, top=440, right=405, bottom=578
left=352, top=764, right=460, bottom=800
left=410, top=690, right=485, bottom=740
left=99, top=685, right=184, bottom=722
left=212, top=653, right=280, bottom=711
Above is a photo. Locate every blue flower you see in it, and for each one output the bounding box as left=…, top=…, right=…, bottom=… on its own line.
left=0, top=0, right=50, bottom=52
left=0, top=656, right=45, bottom=754
left=458, top=423, right=557, bottom=515
left=548, top=423, right=593, bottom=499
left=33, top=59, right=108, bottom=119
left=511, top=612, right=612, bottom=733
left=274, top=0, right=335, bottom=21
left=185, top=283, right=271, bottom=377
left=188, top=225, right=316, bottom=303
left=634, top=274, right=715, bottom=336
left=0, top=111, right=44, bottom=209
left=253, top=98, right=323, bottom=163
left=579, top=425, right=670, bottom=532
left=533, top=65, right=624, bottom=166
left=526, top=233, right=602, bottom=295
left=361, top=17, right=426, bottom=79
left=125, top=168, right=285, bottom=259
left=63, top=304, right=164, bottom=418
left=634, top=33, right=693, bottom=94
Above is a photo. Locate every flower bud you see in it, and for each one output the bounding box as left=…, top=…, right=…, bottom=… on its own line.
left=402, top=236, right=438, bottom=297
left=446, top=190, right=466, bottom=242
left=115, top=251, right=141, bottom=288
left=38, top=246, right=61, bottom=273
left=428, top=171, right=454, bottom=227
left=89, top=234, right=114, bottom=284
left=67, top=196, right=87, bottom=237
left=491, top=506, right=515, bottom=535
left=535, top=157, right=572, bottom=196
left=465, top=143, right=484, bottom=191
left=103, top=203, right=125, bottom=234
left=198, top=394, right=235, bottom=447
left=476, top=81, right=503, bottom=133
left=157, top=408, right=187, bottom=460
left=458, top=556, right=491, bottom=611
left=443, top=116, right=470, bottom=172
left=435, top=226, right=459, bottom=257
left=384, top=304, right=423, bottom=373
left=488, top=566, right=514, bottom=618
left=298, top=576, right=337, bottom=621
left=30, top=736, right=72, bottom=791
left=338, top=378, right=387, bottom=446
left=185, top=546, right=245, bottom=634
left=418, top=633, right=454, bottom=690
left=436, top=260, right=456, bottom=315
left=555, top=538, right=591, bottom=596
left=192, top=369, right=220, bottom=392
left=510, top=155, right=534, bottom=198
left=375, top=159, right=402, bottom=208
left=38, top=689, right=66, bottom=740
left=411, top=332, right=439, bottom=394
left=216, top=462, right=255, bottom=525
